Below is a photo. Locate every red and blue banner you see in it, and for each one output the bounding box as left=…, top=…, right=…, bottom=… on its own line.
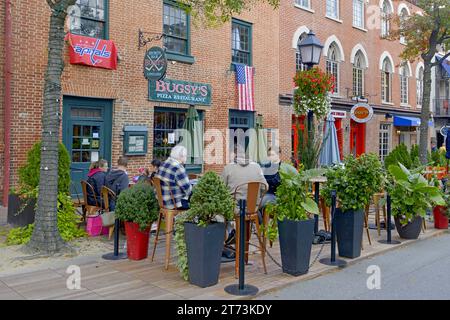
left=65, top=33, right=117, bottom=70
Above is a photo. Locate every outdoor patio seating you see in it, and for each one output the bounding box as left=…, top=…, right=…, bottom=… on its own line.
left=81, top=180, right=103, bottom=218
left=101, top=186, right=117, bottom=240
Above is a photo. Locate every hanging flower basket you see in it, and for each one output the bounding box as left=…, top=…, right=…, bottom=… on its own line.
left=293, top=67, right=335, bottom=119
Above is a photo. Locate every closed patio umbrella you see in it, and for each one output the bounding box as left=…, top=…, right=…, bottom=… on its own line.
left=319, top=113, right=341, bottom=167
left=180, top=106, right=203, bottom=165
left=248, top=123, right=268, bottom=164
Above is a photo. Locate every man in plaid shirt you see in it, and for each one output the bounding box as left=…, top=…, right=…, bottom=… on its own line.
left=155, top=145, right=192, bottom=209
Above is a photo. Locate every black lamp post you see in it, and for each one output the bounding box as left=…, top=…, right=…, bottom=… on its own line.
left=298, top=30, right=324, bottom=132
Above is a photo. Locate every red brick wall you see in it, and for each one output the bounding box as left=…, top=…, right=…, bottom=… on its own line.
left=0, top=1, right=5, bottom=201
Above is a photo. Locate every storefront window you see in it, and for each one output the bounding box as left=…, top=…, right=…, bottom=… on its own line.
left=379, top=123, right=391, bottom=162
left=68, top=0, right=107, bottom=39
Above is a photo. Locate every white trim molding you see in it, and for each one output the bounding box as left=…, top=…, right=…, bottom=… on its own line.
left=350, top=44, right=369, bottom=69
left=379, top=0, right=394, bottom=10
left=397, top=3, right=411, bottom=16
left=398, top=61, right=412, bottom=76
left=323, top=35, right=345, bottom=62
left=292, top=26, right=310, bottom=49
left=415, top=62, right=425, bottom=79
left=379, top=51, right=396, bottom=73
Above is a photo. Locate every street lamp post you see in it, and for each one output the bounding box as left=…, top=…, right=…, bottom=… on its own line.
left=298, top=30, right=324, bottom=133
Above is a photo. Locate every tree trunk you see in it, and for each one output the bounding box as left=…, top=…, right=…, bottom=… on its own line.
left=26, top=0, right=76, bottom=254
left=419, top=59, right=433, bottom=164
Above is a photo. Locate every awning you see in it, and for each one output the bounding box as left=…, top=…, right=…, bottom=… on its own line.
left=437, top=54, right=450, bottom=77
left=394, top=116, right=421, bottom=127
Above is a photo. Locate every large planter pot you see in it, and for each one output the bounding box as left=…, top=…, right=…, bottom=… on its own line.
left=335, top=208, right=364, bottom=259
left=7, top=194, right=36, bottom=227
left=124, top=221, right=150, bottom=261
left=184, top=222, right=225, bottom=288
left=394, top=216, right=423, bottom=239
left=433, top=206, right=449, bottom=229
left=278, top=218, right=314, bottom=276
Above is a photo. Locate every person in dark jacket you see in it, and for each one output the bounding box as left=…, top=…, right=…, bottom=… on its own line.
left=105, top=156, right=130, bottom=210
left=86, top=159, right=108, bottom=207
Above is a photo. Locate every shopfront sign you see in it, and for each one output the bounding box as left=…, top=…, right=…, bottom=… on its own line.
left=144, top=47, right=167, bottom=81
left=149, top=79, right=212, bottom=106
left=65, top=33, right=117, bottom=70
left=350, top=103, right=373, bottom=123
left=331, top=110, right=347, bottom=119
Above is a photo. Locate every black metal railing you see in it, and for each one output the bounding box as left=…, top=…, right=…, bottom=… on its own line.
left=434, top=98, right=450, bottom=117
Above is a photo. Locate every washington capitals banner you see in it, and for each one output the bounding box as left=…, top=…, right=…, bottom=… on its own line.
left=65, top=33, right=117, bottom=70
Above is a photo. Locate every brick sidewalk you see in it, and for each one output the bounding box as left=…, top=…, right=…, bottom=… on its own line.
left=0, top=220, right=447, bottom=300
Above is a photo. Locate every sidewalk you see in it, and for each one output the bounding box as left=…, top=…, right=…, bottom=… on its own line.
left=0, top=207, right=7, bottom=226
left=0, top=219, right=447, bottom=300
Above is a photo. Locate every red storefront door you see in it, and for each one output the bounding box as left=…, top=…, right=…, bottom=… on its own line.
left=334, top=118, right=344, bottom=160
left=350, top=120, right=366, bottom=157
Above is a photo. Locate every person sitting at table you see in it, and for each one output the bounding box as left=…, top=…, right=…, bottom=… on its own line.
left=86, top=159, right=108, bottom=207
left=155, top=145, right=192, bottom=210
left=221, top=145, right=268, bottom=246
left=149, top=159, right=161, bottom=181
left=260, top=146, right=282, bottom=207
left=105, top=156, right=130, bottom=210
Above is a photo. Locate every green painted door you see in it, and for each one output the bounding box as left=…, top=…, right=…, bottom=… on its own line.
left=63, top=97, right=113, bottom=199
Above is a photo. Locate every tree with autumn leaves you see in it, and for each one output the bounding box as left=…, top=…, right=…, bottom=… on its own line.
left=388, top=0, right=450, bottom=165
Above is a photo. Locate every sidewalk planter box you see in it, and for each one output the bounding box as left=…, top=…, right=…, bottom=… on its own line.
left=185, top=222, right=225, bottom=288
left=7, top=194, right=36, bottom=227
left=278, top=218, right=314, bottom=276
left=124, top=221, right=151, bottom=260
left=335, top=208, right=364, bottom=259
left=394, top=216, right=423, bottom=239
left=433, top=206, right=449, bottom=229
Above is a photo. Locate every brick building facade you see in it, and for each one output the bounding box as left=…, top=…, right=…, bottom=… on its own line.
left=0, top=0, right=427, bottom=203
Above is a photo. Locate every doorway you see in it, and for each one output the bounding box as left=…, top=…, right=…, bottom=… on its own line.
left=62, top=97, right=113, bottom=198
left=350, top=120, right=366, bottom=157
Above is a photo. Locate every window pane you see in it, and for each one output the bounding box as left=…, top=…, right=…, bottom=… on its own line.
left=163, top=3, right=189, bottom=55
left=327, top=0, right=338, bottom=18
left=69, top=0, right=106, bottom=38
left=232, top=21, right=251, bottom=65
left=353, top=0, right=363, bottom=28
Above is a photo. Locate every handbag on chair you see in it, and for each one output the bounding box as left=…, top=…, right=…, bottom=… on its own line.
left=100, top=210, right=116, bottom=227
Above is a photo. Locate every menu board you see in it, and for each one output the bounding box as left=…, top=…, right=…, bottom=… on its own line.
left=128, top=135, right=145, bottom=153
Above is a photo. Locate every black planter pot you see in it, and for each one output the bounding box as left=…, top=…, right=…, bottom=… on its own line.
left=7, top=194, right=36, bottom=227
left=394, top=216, right=423, bottom=239
left=335, top=208, right=364, bottom=259
left=184, top=222, right=225, bottom=288
left=278, top=218, right=315, bottom=276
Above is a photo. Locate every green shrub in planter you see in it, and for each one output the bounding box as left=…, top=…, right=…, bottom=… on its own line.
left=175, top=171, right=234, bottom=282
left=388, top=163, right=444, bottom=226
left=114, top=182, right=159, bottom=231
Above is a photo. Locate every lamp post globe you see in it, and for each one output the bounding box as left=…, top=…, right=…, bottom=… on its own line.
left=298, top=30, right=324, bottom=70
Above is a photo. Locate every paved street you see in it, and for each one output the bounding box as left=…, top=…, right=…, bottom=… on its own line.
left=257, top=232, right=450, bottom=300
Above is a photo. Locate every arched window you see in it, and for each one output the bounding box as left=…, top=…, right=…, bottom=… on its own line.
left=326, top=44, right=340, bottom=94
left=381, top=1, right=393, bottom=37
left=400, top=62, right=411, bottom=105
left=417, top=66, right=424, bottom=106
left=399, top=8, right=409, bottom=44
left=353, top=51, right=366, bottom=98
left=296, top=33, right=308, bottom=71
left=381, top=58, right=393, bottom=102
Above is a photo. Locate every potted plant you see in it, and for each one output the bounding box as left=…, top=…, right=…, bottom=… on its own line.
left=114, top=182, right=159, bottom=260
left=388, top=163, right=445, bottom=239
left=174, top=172, right=234, bottom=288
left=433, top=197, right=450, bottom=229
left=322, top=154, right=385, bottom=258
left=266, top=168, right=319, bottom=276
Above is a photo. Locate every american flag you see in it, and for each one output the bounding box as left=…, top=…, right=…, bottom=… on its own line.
left=236, top=65, right=255, bottom=111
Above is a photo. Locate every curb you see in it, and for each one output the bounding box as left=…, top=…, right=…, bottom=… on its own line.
left=245, top=229, right=449, bottom=300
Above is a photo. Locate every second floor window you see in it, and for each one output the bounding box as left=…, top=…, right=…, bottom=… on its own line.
left=326, top=0, right=339, bottom=19
left=295, top=0, right=310, bottom=9
left=353, top=0, right=364, bottom=28
left=381, top=1, right=392, bottom=38
left=381, top=58, right=393, bottom=103
left=400, top=63, right=410, bottom=105
left=232, top=19, right=252, bottom=65
left=163, top=1, right=189, bottom=56
left=68, top=0, right=107, bottom=39
left=326, top=44, right=339, bottom=94
left=353, top=52, right=365, bottom=98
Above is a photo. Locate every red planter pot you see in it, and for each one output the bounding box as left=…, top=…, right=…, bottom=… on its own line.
left=124, top=221, right=150, bottom=260
left=433, top=206, right=449, bottom=230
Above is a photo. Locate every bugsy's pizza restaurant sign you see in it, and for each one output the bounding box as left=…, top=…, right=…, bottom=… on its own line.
left=149, top=79, right=212, bottom=106
left=350, top=103, right=374, bottom=123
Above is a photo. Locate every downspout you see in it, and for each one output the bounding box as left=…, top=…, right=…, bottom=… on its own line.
left=3, top=0, right=12, bottom=206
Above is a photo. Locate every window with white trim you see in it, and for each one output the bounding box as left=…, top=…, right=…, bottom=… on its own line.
left=381, top=58, right=393, bottom=103
left=379, top=123, right=391, bottom=162
left=326, top=0, right=339, bottom=19
left=353, top=52, right=365, bottom=98
left=417, top=66, right=424, bottom=107
left=399, top=8, right=409, bottom=44
left=400, top=63, right=410, bottom=105
left=296, top=33, right=308, bottom=71
left=381, top=1, right=393, bottom=37
left=295, top=0, right=310, bottom=9
left=353, top=0, right=364, bottom=28
left=326, top=44, right=339, bottom=94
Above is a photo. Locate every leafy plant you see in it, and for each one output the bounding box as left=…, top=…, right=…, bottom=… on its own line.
left=387, top=163, right=445, bottom=226
left=114, top=182, right=159, bottom=231
left=384, top=143, right=412, bottom=169
left=18, top=141, right=71, bottom=195
left=6, top=192, right=86, bottom=245
left=429, top=149, right=448, bottom=167
left=322, top=154, right=385, bottom=212
left=174, top=171, right=235, bottom=281
left=296, top=119, right=322, bottom=170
